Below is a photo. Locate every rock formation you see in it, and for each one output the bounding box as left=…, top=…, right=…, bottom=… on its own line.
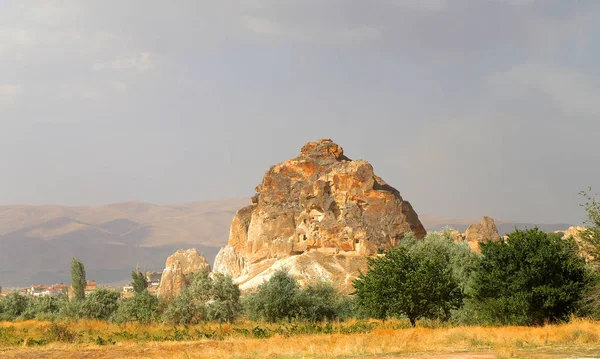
left=445, top=228, right=465, bottom=243
left=157, top=248, right=210, bottom=298
left=464, top=216, right=501, bottom=252
left=213, top=139, right=426, bottom=292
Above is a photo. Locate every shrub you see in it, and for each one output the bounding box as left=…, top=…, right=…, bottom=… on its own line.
left=472, top=228, right=588, bottom=325
left=295, top=281, right=343, bottom=322
left=244, top=270, right=354, bottom=322
left=244, top=270, right=301, bottom=322
left=21, top=295, right=62, bottom=320
left=162, top=270, right=242, bottom=324
left=113, top=291, right=159, bottom=323
left=80, top=289, right=120, bottom=320
left=354, top=234, right=463, bottom=326
left=0, top=292, right=30, bottom=321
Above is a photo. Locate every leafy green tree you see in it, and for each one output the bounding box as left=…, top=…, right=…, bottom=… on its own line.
left=580, top=187, right=600, bottom=259
left=0, top=292, right=30, bottom=321
left=295, top=281, right=342, bottom=322
left=244, top=270, right=301, bottom=322
left=162, top=270, right=242, bottom=324
left=354, top=238, right=463, bottom=326
left=113, top=291, right=159, bottom=323
left=472, top=228, right=587, bottom=325
left=71, top=258, right=86, bottom=301
left=80, top=288, right=120, bottom=320
left=204, top=273, right=242, bottom=323
left=131, top=271, right=148, bottom=294
left=21, top=295, right=62, bottom=320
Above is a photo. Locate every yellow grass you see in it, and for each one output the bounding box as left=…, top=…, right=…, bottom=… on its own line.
left=1, top=319, right=600, bottom=358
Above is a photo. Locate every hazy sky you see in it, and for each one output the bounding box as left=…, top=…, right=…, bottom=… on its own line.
left=1, top=0, right=598, bottom=224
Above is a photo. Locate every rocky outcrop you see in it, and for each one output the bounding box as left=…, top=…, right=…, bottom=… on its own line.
left=157, top=248, right=210, bottom=298
left=213, top=139, right=426, bottom=292
left=444, top=228, right=465, bottom=243
left=464, top=216, right=501, bottom=252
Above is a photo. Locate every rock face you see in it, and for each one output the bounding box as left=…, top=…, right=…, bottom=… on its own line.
left=157, top=248, right=210, bottom=298
left=213, top=139, right=426, bottom=292
left=464, top=216, right=501, bottom=252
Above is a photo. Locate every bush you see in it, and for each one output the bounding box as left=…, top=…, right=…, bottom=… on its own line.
left=113, top=291, right=159, bottom=323
left=21, top=295, right=62, bottom=320
left=58, top=298, right=83, bottom=320
left=354, top=234, right=464, bottom=326
left=80, top=289, right=120, bottom=320
left=244, top=270, right=354, bottom=322
left=162, top=270, right=242, bottom=324
left=0, top=292, right=30, bottom=321
left=472, top=228, right=588, bottom=325
left=244, top=270, right=301, bottom=322
left=295, top=281, right=344, bottom=322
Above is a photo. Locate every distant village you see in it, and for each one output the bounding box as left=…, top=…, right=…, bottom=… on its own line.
left=0, top=271, right=163, bottom=299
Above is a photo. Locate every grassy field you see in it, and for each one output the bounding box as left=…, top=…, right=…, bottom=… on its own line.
left=1, top=319, right=599, bottom=358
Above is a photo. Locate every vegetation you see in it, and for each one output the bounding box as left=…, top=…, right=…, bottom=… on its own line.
left=70, top=258, right=86, bottom=301
left=580, top=187, right=600, bottom=259
left=131, top=271, right=148, bottom=294
left=354, top=233, right=464, bottom=326
left=1, top=318, right=600, bottom=359
left=162, top=270, right=241, bottom=324
left=472, top=228, right=588, bottom=325
left=80, top=289, right=120, bottom=320
left=114, top=291, right=159, bottom=323
left=244, top=270, right=352, bottom=322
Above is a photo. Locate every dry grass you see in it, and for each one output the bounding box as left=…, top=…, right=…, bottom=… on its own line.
left=1, top=319, right=600, bottom=358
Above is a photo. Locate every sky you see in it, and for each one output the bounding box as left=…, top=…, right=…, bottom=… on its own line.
left=1, top=0, right=598, bottom=224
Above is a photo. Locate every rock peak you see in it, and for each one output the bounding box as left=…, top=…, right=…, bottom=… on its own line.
left=214, top=139, right=426, bottom=292
left=299, top=139, right=349, bottom=163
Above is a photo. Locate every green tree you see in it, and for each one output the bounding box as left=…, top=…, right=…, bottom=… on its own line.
left=580, top=187, right=600, bottom=259
left=113, top=291, right=159, bottom=323
left=354, top=238, right=463, bottom=326
left=295, top=281, right=342, bottom=322
left=472, top=228, right=587, bottom=325
left=162, top=270, right=242, bottom=324
left=71, top=258, right=86, bottom=301
left=0, top=292, right=30, bottom=321
left=244, top=270, right=301, bottom=322
left=21, top=295, right=62, bottom=320
left=131, top=271, right=148, bottom=294
left=80, top=288, right=120, bottom=320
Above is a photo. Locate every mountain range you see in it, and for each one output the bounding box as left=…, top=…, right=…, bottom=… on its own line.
left=0, top=199, right=573, bottom=287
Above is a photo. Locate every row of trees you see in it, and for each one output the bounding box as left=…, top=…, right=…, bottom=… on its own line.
left=2, top=189, right=599, bottom=326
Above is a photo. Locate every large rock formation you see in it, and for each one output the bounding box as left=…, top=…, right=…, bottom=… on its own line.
left=464, top=216, right=501, bottom=252
left=213, top=139, right=426, bottom=292
left=157, top=248, right=210, bottom=298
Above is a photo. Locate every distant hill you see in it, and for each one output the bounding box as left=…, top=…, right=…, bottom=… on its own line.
left=0, top=199, right=248, bottom=287
left=0, top=200, right=574, bottom=287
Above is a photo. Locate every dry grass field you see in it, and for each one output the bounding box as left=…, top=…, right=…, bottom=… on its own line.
left=1, top=319, right=599, bottom=359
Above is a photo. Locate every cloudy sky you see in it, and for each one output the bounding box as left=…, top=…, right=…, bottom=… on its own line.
left=1, top=0, right=598, bottom=224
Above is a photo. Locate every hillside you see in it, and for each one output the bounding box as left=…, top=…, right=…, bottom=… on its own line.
left=0, top=199, right=247, bottom=287
left=0, top=199, right=573, bottom=287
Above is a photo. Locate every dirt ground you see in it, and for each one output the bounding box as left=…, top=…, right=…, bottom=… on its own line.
left=2, top=344, right=600, bottom=359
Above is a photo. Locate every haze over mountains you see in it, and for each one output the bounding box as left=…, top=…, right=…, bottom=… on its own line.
left=0, top=199, right=572, bottom=287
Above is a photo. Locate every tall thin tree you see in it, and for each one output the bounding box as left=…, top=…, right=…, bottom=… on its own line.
left=71, top=257, right=86, bottom=300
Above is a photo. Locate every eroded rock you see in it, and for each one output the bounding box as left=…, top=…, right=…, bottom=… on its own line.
left=213, top=139, right=426, bottom=292
left=157, top=248, right=210, bottom=298
left=464, top=216, right=501, bottom=252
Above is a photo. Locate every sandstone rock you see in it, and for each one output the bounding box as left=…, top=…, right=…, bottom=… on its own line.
left=556, top=226, right=586, bottom=240
left=464, top=216, right=501, bottom=252
left=157, top=248, right=210, bottom=298
left=444, top=228, right=465, bottom=243
left=213, top=139, right=426, bottom=292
